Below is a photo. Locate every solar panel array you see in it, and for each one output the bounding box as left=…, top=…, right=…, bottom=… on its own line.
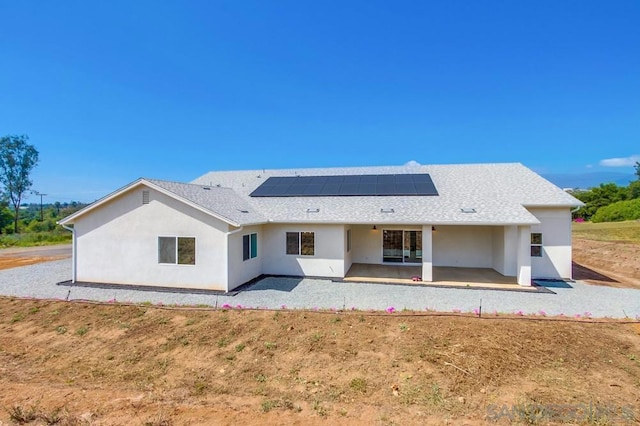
left=249, top=174, right=439, bottom=197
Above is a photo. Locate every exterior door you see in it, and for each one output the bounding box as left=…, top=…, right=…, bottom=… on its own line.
left=383, top=230, right=422, bottom=263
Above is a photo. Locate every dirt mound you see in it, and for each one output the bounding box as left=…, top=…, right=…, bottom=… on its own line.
left=573, top=238, right=640, bottom=288
left=1, top=299, right=639, bottom=425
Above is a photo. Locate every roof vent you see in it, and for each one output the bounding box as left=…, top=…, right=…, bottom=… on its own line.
left=238, top=209, right=249, bottom=213
left=142, top=190, right=150, bottom=205
left=306, top=208, right=320, bottom=213
left=460, top=208, right=477, bottom=213
left=202, top=187, right=211, bottom=190
left=380, top=208, right=395, bottom=213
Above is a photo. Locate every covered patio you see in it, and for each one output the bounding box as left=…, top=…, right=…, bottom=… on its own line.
left=343, top=263, right=533, bottom=290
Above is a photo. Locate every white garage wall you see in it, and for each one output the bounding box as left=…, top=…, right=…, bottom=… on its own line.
left=527, top=207, right=573, bottom=279
left=74, top=187, right=229, bottom=290
left=262, top=223, right=346, bottom=277
left=227, top=225, right=263, bottom=291
left=432, top=225, right=493, bottom=268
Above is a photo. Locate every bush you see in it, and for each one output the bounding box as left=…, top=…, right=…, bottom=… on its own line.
left=592, top=198, right=640, bottom=223
left=0, top=230, right=72, bottom=247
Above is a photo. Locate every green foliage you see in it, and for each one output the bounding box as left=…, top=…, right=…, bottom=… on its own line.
left=629, top=180, right=640, bottom=199
left=0, top=135, right=39, bottom=233
left=572, top=183, right=631, bottom=220
left=0, top=230, right=72, bottom=248
left=591, top=198, right=640, bottom=223
left=635, top=161, right=640, bottom=180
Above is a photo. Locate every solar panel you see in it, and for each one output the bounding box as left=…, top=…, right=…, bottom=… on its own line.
left=250, top=174, right=439, bottom=197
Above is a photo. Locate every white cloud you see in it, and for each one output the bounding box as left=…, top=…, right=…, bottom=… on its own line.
left=404, top=160, right=422, bottom=167
left=599, top=155, right=640, bottom=167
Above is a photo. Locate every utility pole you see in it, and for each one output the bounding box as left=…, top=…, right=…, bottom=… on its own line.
left=31, top=191, right=47, bottom=221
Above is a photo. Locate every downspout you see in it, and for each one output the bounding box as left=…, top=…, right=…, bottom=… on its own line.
left=224, top=225, right=244, bottom=292
left=60, top=224, right=76, bottom=283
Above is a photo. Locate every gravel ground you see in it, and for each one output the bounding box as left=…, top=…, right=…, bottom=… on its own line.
left=1, top=259, right=639, bottom=319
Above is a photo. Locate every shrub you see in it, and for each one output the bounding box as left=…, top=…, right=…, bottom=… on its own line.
left=592, top=198, right=640, bottom=223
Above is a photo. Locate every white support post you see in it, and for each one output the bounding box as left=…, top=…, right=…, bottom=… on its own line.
left=517, top=226, right=532, bottom=286
left=422, top=225, right=433, bottom=282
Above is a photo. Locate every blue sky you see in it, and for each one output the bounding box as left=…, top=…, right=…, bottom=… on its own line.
left=1, top=1, right=639, bottom=202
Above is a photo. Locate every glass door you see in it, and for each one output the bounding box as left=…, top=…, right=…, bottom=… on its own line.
left=383, top=230, right=403, bottom=263
left=403, top=230, right=422, bottom=263
left=383, top=230, right=422, bottom=263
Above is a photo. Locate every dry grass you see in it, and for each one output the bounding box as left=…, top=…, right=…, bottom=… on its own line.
left=1, top=298, right=640, bottom=425
left=573, top=220, right=640, bottom=244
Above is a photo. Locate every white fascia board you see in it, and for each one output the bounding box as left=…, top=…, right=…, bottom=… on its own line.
left=264, top=218, right=541, bottom=226
left=522, top=202, right=585, bottom=208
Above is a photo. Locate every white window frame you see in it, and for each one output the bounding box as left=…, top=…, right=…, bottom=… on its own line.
left=158, top=236, right=196, bottom=265
left=286, top=231, right=315, bottom=256
left=531, top=233, right=543, bottom=257
left=243, top=233, right=258, bottom=261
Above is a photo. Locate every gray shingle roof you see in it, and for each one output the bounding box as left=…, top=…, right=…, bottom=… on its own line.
left=146, top=179, right=266, bottom=226
left=190, top=163, right=583, bottom=225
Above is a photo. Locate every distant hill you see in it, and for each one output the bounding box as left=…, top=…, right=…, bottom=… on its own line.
left=542, top=172, right=635, bottom=190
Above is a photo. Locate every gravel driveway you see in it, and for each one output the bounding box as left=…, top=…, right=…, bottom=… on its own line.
left=1, top=259, right=639, bottom=319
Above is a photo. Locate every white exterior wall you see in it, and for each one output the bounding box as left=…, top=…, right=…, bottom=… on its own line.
left=432, top=225, right=493, bottom=268
left=73, top=188, right=229, bottom=290
left=351, top=224, right=423, bottom=264
left=492, top=225, right=518, bottom=276
left=227, top=225, right=263, bottom=291
left=262, top=223, right=346, bottom=277
left=344, top=226, right=353, bottom=277
left=527, top=207, right=573, bottom=279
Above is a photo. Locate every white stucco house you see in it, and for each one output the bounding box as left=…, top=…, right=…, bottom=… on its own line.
left=58, top=163, right=583, bottom=292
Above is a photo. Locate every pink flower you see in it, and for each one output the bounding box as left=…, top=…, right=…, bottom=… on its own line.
left=221, top=303, right=232, bottom=309
left=386, top=307, right=395, bottom=314
left=515, top=310, right=524, bottom=316
left=236, top=304, right=243, bottom=309
left=583, top=312, right=592, bottom=318
left=574, top=313, right=581, bottom=318
left=473, top=308, right=480, bottom=316
left=281, top=304, right=287, bottom=310
left=538, top=310, right=546, bottom=317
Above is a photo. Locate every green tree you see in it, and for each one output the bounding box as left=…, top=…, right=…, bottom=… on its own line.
left=635, top=161, right=640, bottom=180
left=0, top=135, right=39, bottom=233
left=629, top=180, right=640, bottom=200
left=572, top=183, right=628, bottom=220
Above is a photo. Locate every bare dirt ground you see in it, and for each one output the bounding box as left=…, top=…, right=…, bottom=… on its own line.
left=572, top=238, right=640, bottom=289
left=0, top=245, right=71, bottom=271
left=0, top=299, right=639, bottom=425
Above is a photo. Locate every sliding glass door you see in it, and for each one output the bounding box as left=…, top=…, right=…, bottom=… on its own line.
left=382, top=230, right=422, bottom=263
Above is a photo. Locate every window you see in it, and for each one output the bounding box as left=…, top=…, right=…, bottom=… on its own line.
left=243, top=233, right=258, bottom=261
left=158, top=237, right=196, bottom=265
left=286, top=231, right=315, bottom=256
left=531, top=233, right=542, bottom=257
left=347, top=229, right=351, bottom=252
